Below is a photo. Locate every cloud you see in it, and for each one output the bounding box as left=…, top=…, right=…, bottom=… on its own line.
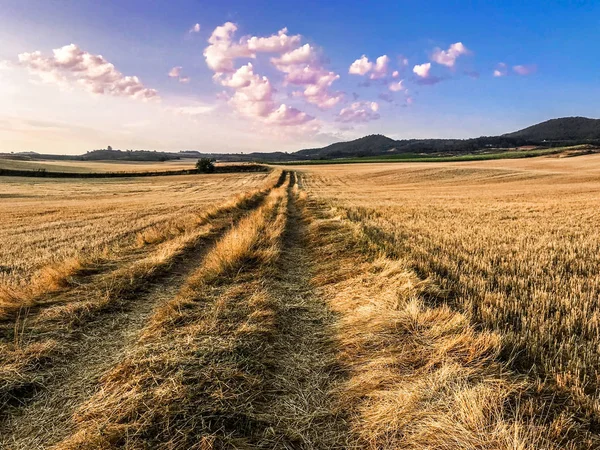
left=216, top=63, right=314, bottom=127
left=413, top=62, right=431, bottom=78
left=190, top=23, right=201, bottom=33
left=168, top=66, right=182, bottom=78
left=431, top=42, right=470, bottom=67
left=168, top=66, right=191, bottom=83
left=203, top=22, right=305, bottom=74
left=247, top=27, right=301, bottom=52
left=271, top=43, right=317, bottom=68
left=204, top=22, right=338, bottom=128
left=271, top=43, right=342, bottom=109
left=513, top=64, right=537, bottom=75
left=17, top=43, right=158, bottom=100
left=348, top=54, right=389, bottom=79
left=369, top=55, right=389, bottom=79
left=349, top=55, right=373, bottom=75
left=392, top=70, right=399, bottom=78
left=336, top=101, right=380, bottom=123
left=388, top=79, right=405, bottom=92
left=493, top=62, right=507, bottom=77
left=265, top=104, right=313, bottom=126
left=203, top=22, right=253, bottom=73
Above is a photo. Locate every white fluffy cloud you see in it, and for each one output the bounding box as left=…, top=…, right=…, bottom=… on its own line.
left=203, top=22, right=254, bottom=73
left=369, top=55, right=389, bottom=79
left=336, top=101, right=380, bottom=123
left=413, top=62, right=431, bottom=78
left=18, top=44, right=158, bottom=100
left=431, top=42, right=470, bottom=67
left=348, top=54, right=389, bottom=79
left=247, top=27, right=301, bottom=52
left=190, top=23, right=201, bottom=33
left=348, top=55, right=373, bottom=75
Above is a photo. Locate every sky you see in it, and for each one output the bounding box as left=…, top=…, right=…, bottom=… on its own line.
left=1, top=0, right=599, bottom=154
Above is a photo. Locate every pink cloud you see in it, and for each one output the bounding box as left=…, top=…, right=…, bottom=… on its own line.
left=369, top=55, right=389, bottom=79
left=413, top=62, right=431, bottom=78
left=265, top=104, right=313, bottom=126
left=18, top=44, right=158, bottom=100
left=431, top=42, right=470, bottom=67
left=348, top=55, right=373, bottom=75
left=217, top=63, right=315, bottom=127
left=513, top=64, right=537, bottom=76
left=189, top=23, right=201, bottom=33
left=271, top=43, right=342, bottom=109
left=271, top=43, right=317, bottom=68
left=348, top=54, right=389, bottom=79
left=168, top=66, right=182, bottom=78
left=337, top=101, right=380, bottom=123
left=493, top=62, right=507, bottom=77
left=392, top=70, right=399, bottom=78
left=246, top=27, right=301, bottom=52
left=168, top=66, right=191, bottom=83
left=388, top=79, right=405, bottom=92
left=203, top=22, right=254, bottom=73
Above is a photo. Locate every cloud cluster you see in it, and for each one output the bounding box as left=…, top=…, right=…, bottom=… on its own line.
left=336, top=101, right=380, bottom=123
left=348, top=54, right=390, bottom=79
left=205, top=22, right=342, bottom=128
left=17, top=44, right=158, bottom=100
left=216, top=63, right=313, bottom=126
left=273, top=44, right=343, bottom=109
left=431, top=42, right=469, bottom=67
left=168, top=66, right=190, bottom=83
left=203, top=23, right=302, bottom=73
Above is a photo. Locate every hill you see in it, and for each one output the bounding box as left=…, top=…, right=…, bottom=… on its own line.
left=2, top=116, right=599, bottom=163
left=504, top=116, right=600, bottom=141
left=296, top=134, right=398, bottom=159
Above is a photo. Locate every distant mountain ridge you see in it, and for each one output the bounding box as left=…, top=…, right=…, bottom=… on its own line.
left=503, top=117, right=600, bottom=141
left=2, top=116, right=598, bottom=162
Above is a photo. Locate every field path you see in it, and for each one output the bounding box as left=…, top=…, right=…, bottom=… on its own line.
left=0, top=200, right=267, bottom=449
left=252, top=172, right=349, bottom=448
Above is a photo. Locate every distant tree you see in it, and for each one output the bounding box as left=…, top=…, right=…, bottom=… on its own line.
left=196, top=157, right=215, bottom=173
left=107, top=145, right=113, bottom=151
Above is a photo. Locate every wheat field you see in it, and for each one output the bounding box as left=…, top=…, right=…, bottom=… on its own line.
left=0, top=157, right=599, bottom=448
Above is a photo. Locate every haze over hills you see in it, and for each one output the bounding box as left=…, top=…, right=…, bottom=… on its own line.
left=2, top=117, right=599, bottom=162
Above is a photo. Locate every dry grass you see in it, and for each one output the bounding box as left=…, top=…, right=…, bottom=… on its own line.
left=54, top=182, right=290, bottom=449
left=0, top=172, right=271, bottom=317
left=0, top=171, right=282, bottom=415
left=2, top=155, right=600, bottom=448
left=298, top=155, right=600, bottom=447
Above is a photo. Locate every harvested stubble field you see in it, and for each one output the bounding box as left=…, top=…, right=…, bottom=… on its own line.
left=0, top=155, right=599, bottom=449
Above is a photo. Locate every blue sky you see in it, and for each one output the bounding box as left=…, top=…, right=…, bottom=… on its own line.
left=1, top=0, right=598, bottom=154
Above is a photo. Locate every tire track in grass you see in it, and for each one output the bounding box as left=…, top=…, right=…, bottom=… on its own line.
left=0, top=181, right=279, bottom=450
left=249, top=171, right=350, bottom=448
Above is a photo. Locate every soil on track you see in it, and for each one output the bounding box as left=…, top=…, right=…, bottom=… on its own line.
left=0, top=202, right=267, bottom=449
